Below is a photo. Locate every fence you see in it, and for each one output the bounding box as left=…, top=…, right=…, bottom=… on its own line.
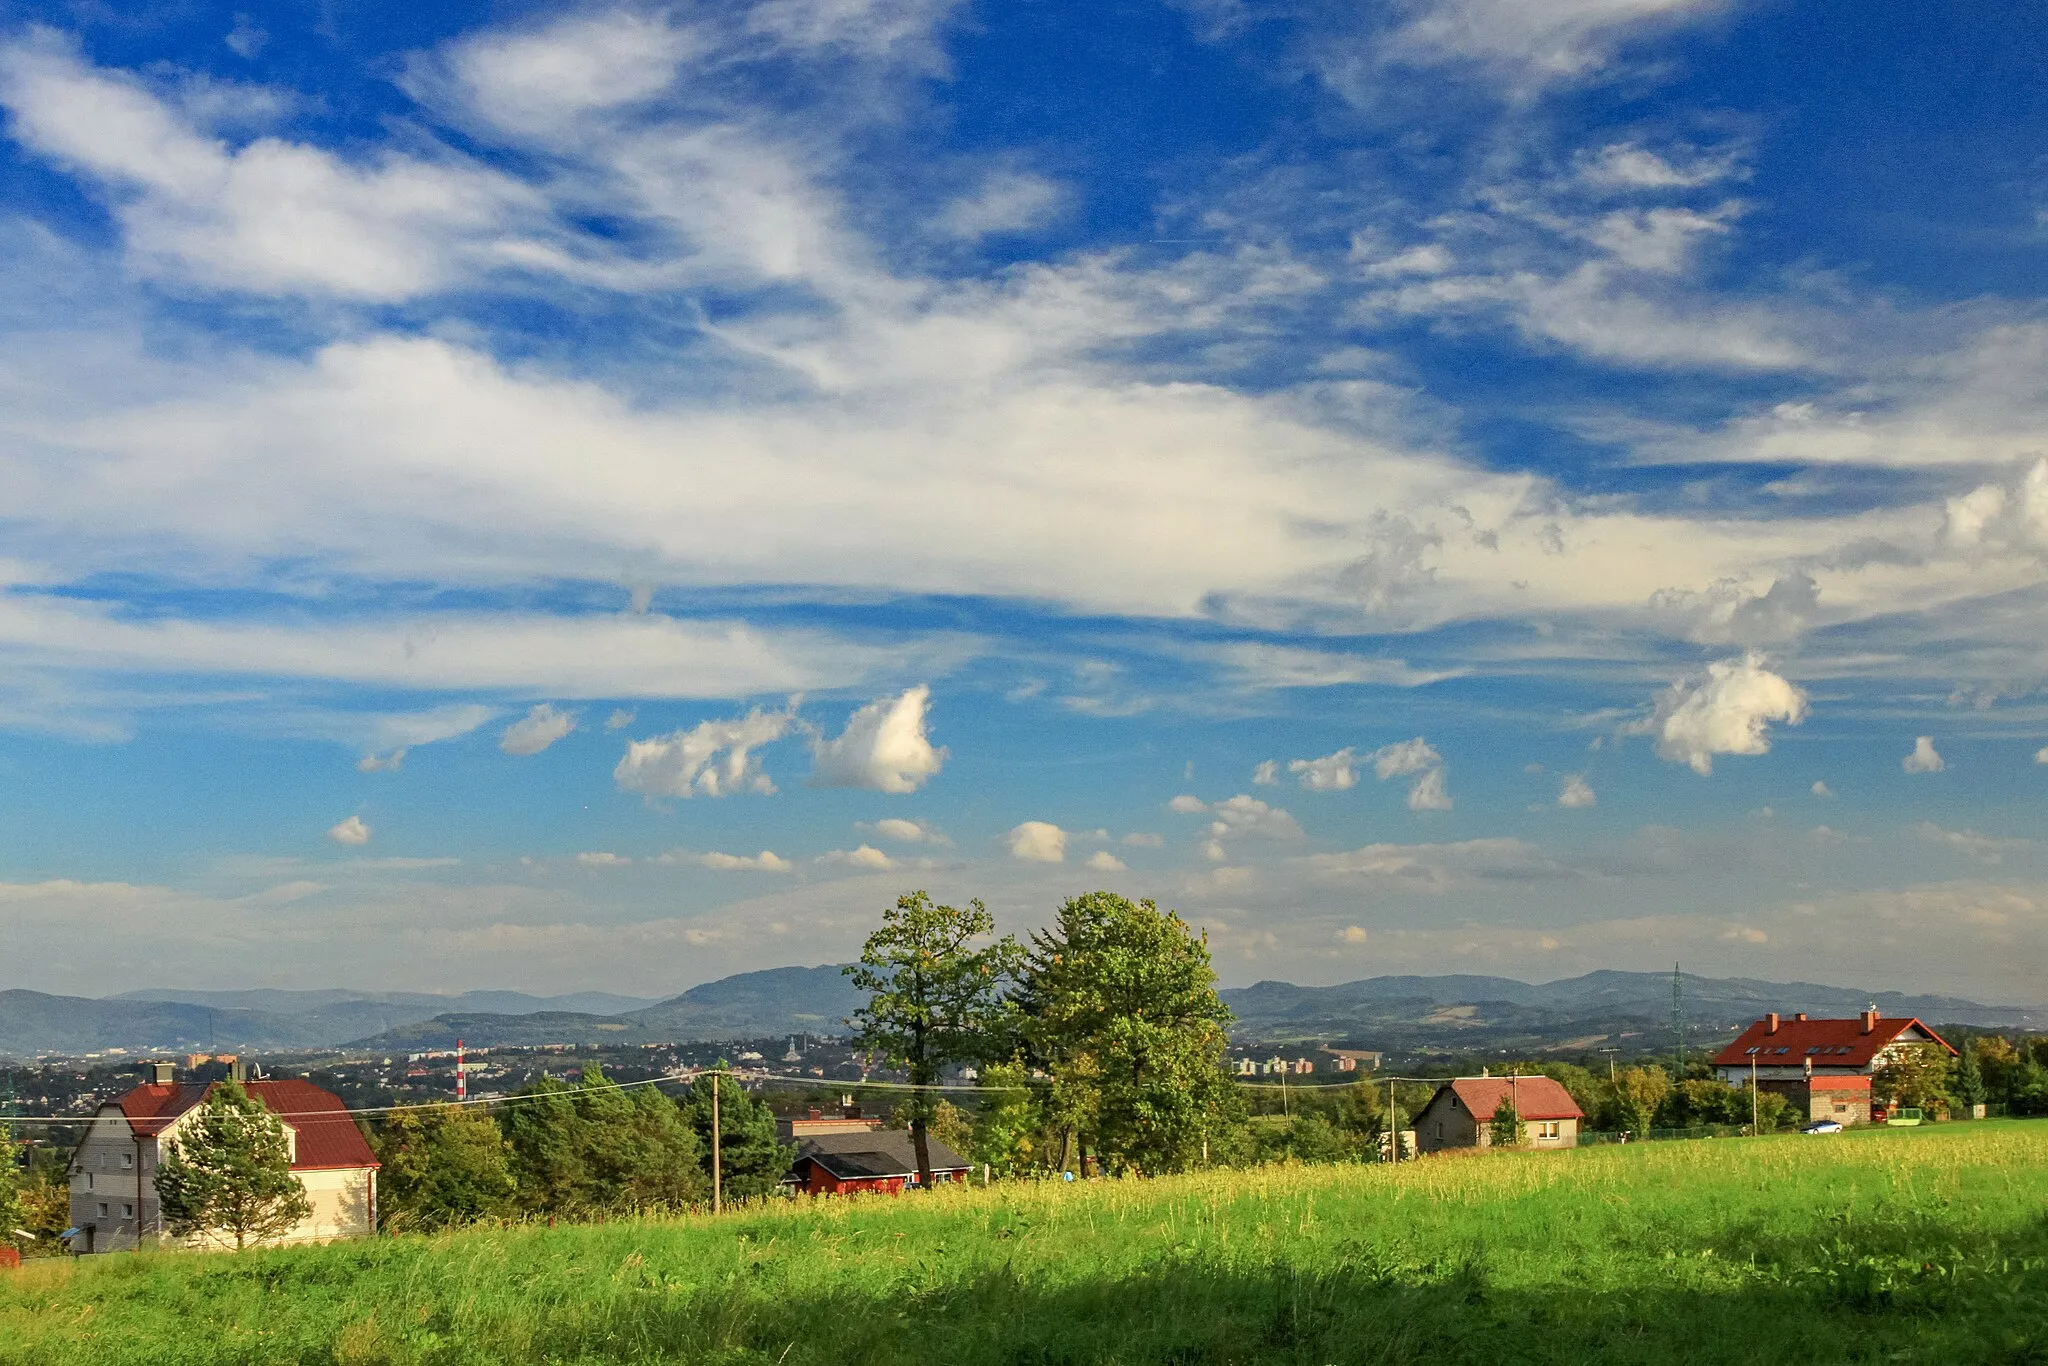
left=1579, top=1124, right=1751, bottom=1145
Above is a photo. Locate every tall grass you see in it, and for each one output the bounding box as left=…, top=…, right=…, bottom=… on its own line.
left=5, top=1122, right=2048, bottom=1364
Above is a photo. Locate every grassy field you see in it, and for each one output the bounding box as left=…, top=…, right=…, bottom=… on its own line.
left=5, top=1121, right=2048, bottom=1365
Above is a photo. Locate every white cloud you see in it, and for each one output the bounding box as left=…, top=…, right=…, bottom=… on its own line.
left=1405, top=765, right=1454, bottom=811
left=864, top=817, right=937, bottom=844
left=1288, top=747, right=1359, bottom=791
left=500, top=702, right=577, bottom=756
left=1205, top=794, right=1304, bottom=843
left=357, top=749, right=405, bottom=773
left=605, top=708, right=636, bottom=730
left=1371, top=737, right=1441, bottom=779
left=810, top=685, right=947, bottom=793
left=224, top=17, right=265, bottom=60
left=1558, top=774, right=1596, bottom=808
left=1574, top=141, right=1746, bottom=191
left=614, top=706, right=795, bottom=799
left=0, top=35, right=536, bottom=300
left=327, top=815, right=370, bottom=846
left=1338, top=924, right=1369, bottom=944
left=1007, top=821, right=1067, bottom=863
left=1121, top=832, right=1163, bottom=848
left=1913, top=822, right=2025, bottom=864
left=935, top=170, right=1066, bottom=241
left=1383, top=0, right=1731, bottom=91
left=692, top=850, right=794, bottom=872
left=1085, top=850, right=1126, bottom=872
left=820, top=844, right=896, bottom=870
left=1627, top=653, right=1808, bottom=776
left=1811, top=780, right=1834, bottom=798
left=2036, top=747, right=2048, bottom=765
left=576, top=850, right=629, bottom=867
left=1251, top=759, right=1279, bottom=785
left=1903, top=736, right=1945, bottom=775
left=429, top=9, right=698, bottom=137
left=1168, top=795, right=1209, bottom=814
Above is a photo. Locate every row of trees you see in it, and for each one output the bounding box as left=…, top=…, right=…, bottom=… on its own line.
left=378, top=1067, right=781, bottom=1230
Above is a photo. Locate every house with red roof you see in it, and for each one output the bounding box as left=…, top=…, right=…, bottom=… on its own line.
left=68, top=1063, right=378, bottom=1254
left=1414, top=1075, right=1585, bottom=1154
left=1711, top=1009, right=1956, bottom=1126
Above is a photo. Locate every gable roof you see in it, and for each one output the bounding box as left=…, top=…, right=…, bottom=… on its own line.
left=1709, top=1016, right=1955, bottom=1070
left=113, top=1080, right=378, bottom=1171
left=791, top=1129, right=970, bottom=1181
left=1434, top=1076, right=1584, bottom=1122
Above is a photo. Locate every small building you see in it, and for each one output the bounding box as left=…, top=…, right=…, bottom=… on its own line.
left=787, top=1130, right=971, bottom=1196
left=1414, top=1076, right=1584, bottom=1154
left=1710, top=1010, right=1958, bottom=1125
left=69, top=1065, right=378, bottom=1253
left=776, top=1099, right=885, bottom=1142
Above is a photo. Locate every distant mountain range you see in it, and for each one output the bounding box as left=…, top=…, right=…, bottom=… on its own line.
left=0, top=968, right=2037, bottom=1059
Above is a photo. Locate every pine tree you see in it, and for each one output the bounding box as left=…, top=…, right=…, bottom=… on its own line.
left=503, top=1069, right=706, bottom=1218
left=681, top=1069, right=784, bottom=1203
left=153, top=1080, right=313, bottom=1250
left=375, top=1104, right=517, bottom=1231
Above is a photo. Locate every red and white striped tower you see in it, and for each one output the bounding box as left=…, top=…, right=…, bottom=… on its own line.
left=456, top=1038, right=467, bottom=1101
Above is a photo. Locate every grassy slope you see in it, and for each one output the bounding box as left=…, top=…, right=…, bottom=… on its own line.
left=6, top=1122, right=2048, bottom=1365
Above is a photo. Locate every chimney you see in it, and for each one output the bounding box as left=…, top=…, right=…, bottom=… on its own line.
left=149, top=1061, right=175, bottom=1086
left=1765, top=1013, right=1779, bottom=1034
left=1794, top=1013, right=1807, bottom=1022
left=807, top=1108, right=821, bottom=1120
left=229, top=1058, right=250, bottom=1083
left=1861, top=1009, right=1877, bottom=1034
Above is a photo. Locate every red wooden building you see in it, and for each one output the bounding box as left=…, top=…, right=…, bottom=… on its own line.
left=787, top=1131, right=971, bottom=1196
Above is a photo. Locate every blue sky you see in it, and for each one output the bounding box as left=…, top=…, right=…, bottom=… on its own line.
left=1, top=0, right=2046, bottom=1001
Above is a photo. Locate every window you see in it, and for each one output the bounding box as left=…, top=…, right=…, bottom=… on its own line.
left=1744, top=1047, right=1760, bottom=1055
left=121, top=1152, right=134, bottom=1169
left=1535, top=1121, right=1562, bottom=1140
left=122, top=1203, right=134, bottom=1218
left=83, top=1173, right=93, bottom=1191
left=97, top=1202, right=109, bottom=1218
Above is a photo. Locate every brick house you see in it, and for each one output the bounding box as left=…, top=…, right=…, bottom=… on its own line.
left=1711, top=1010, right=1957, bottom=1125
left=775, top=1100, right=885, bottom=1142
left=787, top=1130, right=971, bottom=1195
left=68, top=1065, right=378, bottom=1253
left=1414, top=1075, right=1585, bottom=1153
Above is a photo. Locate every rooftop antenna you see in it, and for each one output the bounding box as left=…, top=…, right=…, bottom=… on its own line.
left=1671, top=962, right=1684, bottom=1078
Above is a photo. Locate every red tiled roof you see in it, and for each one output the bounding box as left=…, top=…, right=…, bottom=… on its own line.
left=1442, top=1076, right=1583, bottom=1122
left=114, top=1080, right=378, bottom=1171
left=1710, top=1017, right=1955, bottom=1070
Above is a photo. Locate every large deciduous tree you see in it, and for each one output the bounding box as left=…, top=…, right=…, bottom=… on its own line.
left=153, top=1080, right=313, bottom=1250
left=1608, top=1066, right=1671, bottom=1140
left=846, top=891, right=1021, bottom=1189
left=375, top=1104, right=517, bottom=1231
left=1873, top=1043, right=1956, bottom=1114
left=0, top=1122, right=21, bottom=1249
left=1017, top=892, right=1242, bottom=1176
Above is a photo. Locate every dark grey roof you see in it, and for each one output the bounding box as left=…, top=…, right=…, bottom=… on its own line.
left=790, top=1129, right=969, bottom=1180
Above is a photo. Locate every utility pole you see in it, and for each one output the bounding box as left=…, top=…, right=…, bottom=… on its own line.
left=1671, top=963, right=1684, bottom=1079
left=1387, top=1076, right=1398, bottom=1164
left=1750, top=1054, right=1759, bottom=1135
left=710, top=1070, right=722, bottom=1216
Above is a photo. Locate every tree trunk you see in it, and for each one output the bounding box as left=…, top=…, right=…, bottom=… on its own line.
left=910, top=1061, right=934, bottom=1189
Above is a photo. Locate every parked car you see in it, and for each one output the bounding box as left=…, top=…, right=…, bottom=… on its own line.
left=1802, top=1119, right=1845, bottom=1135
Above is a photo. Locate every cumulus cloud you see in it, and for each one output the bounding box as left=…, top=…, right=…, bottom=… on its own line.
left=1289, top=747, right=1360, bottom=791
left=1085, top=850, right=1126, bottom=872
left=605, top=708, right=636, bottom=730
left=1007, top=821, right=1067, bottom=863
left=1338, top=924, right=1369, bottom=944
left=327, top=815, right=370, bottom=845
left=1943, top=458, right=2048, bottom=557
left=614, top=706, right=794, bottom=799
left=1405, top=765, right=1453, bottom=812
left=576, top=850, right=628, bottom=867
left=821, top=844, right=895, bottom=869
left=1903, top=736, right=1945, bottom=774
left=1558, top=774, right=1596, bottom=808
left=357, top=749, right=405, bottom=773
left=1371, top=737, right=1442, bottom=778
left=810, top=685, right=946, bottom=793
left=1812, top=780, right=1834, bottom=798
left=1628, top=653, right=1808, bottom=776
left=2036, top=747, right=2048, bottom=765
left=692, top=850, right=794, bottom=872
left=1168, top=795, right=1209, bottom=813
left=1251, top=759, right=1279, bottom=785
left=1199, top=794, right=1305, bottom=861
left=500, top=702, right=577, bottom=755
left=865, top=817, right=942, bottom=844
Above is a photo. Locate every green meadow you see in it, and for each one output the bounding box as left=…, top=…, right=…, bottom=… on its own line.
left=6, top=1121, right=2047, bottom=1365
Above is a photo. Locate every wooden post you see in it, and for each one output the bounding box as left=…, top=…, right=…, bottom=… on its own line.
left=711, top=1070, right=722, bottom=1216
left=1750, top=1055, right=1759, bottom=1135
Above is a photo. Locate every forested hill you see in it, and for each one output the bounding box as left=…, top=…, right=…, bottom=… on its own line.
left=2, top=967, right=2035, bottom=1058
